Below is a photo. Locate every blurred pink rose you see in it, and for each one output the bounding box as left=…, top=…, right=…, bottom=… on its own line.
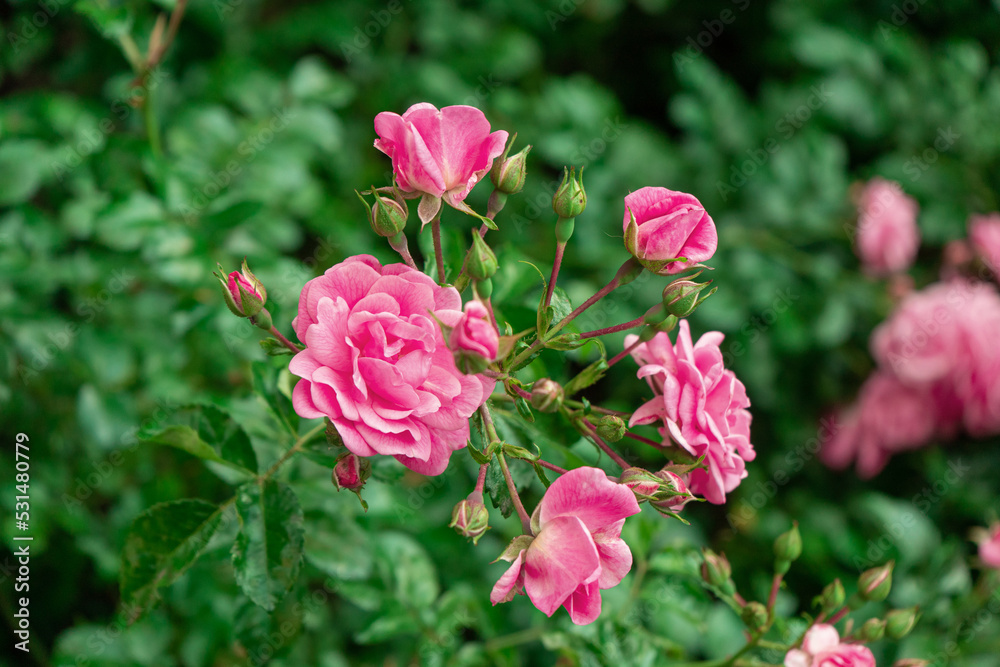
left=855, top=178, right=920, bottom=275
left=978, top=525, right=1000, bottom=568
left=449, top=300, right=499, bottom=372
left=623, top=187, right=718, bottom=274
left=784, top=624, right=875, bottom=667
left=490, top=467, right=641, bottom=625
left=374, top=103, right=508, bottom=212
left=626, top=319, right=754, bottom=504
left=289, top=255, right=494, bottom=476
left=970, top=213, right=1000, bottom=274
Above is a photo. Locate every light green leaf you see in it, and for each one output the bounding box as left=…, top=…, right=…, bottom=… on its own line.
left=140, top=403, right=258, bottom=475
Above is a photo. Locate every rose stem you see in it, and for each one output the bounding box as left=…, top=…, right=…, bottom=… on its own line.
left=431, top=213, right=446, bottom=283
left=581, top=420, right=630, bottom=469
left=578, top=315, right=645, bottom=339
left=270, top=326, right=302, bottom=353
left=606, top=335, right=644, bottom=369
left=543, top=241, right=566, bottom=310
left=481, top=405, right=532, bottom=533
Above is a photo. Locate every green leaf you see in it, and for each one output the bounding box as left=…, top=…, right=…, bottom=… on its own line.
left=484, top=457, right=513, bottom=519
left=0, top=140, right=47, bottom=206
left=232, top=480, right=305, bottom=611
left=355, top=608, right=421, bottom=644
left=563, top=358, right=609, bottom=397
left=74, top=0, right=134, bottom=39
left=120, top=499, right=225, bottom=622
left=251, top=361, right=299, bottom=435
left=140, top=403, right=258, bottom=475
left=377, top=532, right=439, bottom=608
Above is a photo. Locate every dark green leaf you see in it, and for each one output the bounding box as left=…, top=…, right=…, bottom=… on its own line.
left=232, top=480, right=305, bottom=611
left=484, top=457, right=513, bottom=519
left=140, top=403, right=258, bottom=475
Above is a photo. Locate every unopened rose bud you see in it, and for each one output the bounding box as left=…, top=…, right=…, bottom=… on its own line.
left=885, top=607, right=919, bottom=639
left=215, top=259, right=267, bottom=319
left=619, top=467, right=661, bottom=501
left=815, top=579, right=845, bottom=614
left=774, top=522, right=802, bottom=574
left=662, top=279, right=715, bottom=319
left=449, top=301, right=499, bottom=375
left=858, top=561, right=894, bottom=602
left=530, top=378, right=563, bottom=413
left=332, top=452, right=370, bottom=492
left=701, top=549, right=734, bottom=595
left=491, top=143, right=531, bottom=195
left=371, top=190, right=408, bottom=237
left=450, top=491, right=490, bottom=545
left=741, top=601, right=768, bottom=632
left=596, top=415, right=627, bottom=442
left=857, top=618, right=886, bottom=642
left=468, top=231, right=498, bottom=282
left=552, top=166, right=586, bottom=220
left=651, top=470, right=695, bottom=514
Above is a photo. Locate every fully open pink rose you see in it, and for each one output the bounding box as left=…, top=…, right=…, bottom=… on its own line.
left=289, top=255, right=494, bottom=476
left=784, top=624, right=875, bottom=667
left=855, top=178, right=920, bottom=275
left=374, top=103, right=508, bottom=215
left=969, top=213, right=1000, bottom=274
left=623, top=187, right=718, bottom=274
left=979, top=524, right=1000, bottom=568
left=490, top=467, right=641, bottom=625
left=627, top=320, right=754, bottom=504
left=449, top=300, right=499, bottom=368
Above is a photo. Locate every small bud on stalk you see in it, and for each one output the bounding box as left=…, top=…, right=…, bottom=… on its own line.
left=596, top=415, right=627, bottom=442
left=885, top=607, right=919, bottom=639
left=552, top=167, right=586, bottom=220
left=451, top=491, right=490, bottom=545
left=530, top=378, right=563, bottom=413
left=490, top=138, right=531, bottom=195
left=858, top=561, right=894, bottom=602
left=468, top=232, right=499, bottom=282
left=332, top=452, right=371, bottom=511
left=215, top=259, right=273, bottom=330
left=857, top=618, right=886, bottom=642
left=662, top=279, right=715, bottom=319
left=701, top=549, right=734, bottom=595
left=650, top=470, right=695, bottom=514
left=774, top=522, right=802, bottom=574
left=370, top=189, right=408, bottom=237
left=741, top=602, right=768, bottom=632
left=815, top=579, right=845, bottom=614
left=619, top=467, right=662, bottom=500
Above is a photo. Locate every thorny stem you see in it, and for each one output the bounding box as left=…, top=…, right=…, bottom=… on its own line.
left=562, top=399, right=630, bottom=417
left=474, top=462, right=489, bottom=494
left=270, top=326, right=303, bottom=353
left=578, top=315, right=645, bottom=339
left=535, top=459, right=568, bottom=475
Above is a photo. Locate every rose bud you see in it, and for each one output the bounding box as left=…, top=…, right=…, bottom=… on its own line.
left=450, top=491, right=490, bottom=544
left=663, top=279, right=715, bottom=319
left=596, top=415, right=627, bottom=442
left=216, top=259, right=267, bottom=319
left=622, top=187, right=718, bottom=275
left=773, top=522, right=802, bottom=574
left=332, top=452, right=370, bottom=492
left=468, top=231, right=499, bottom=282
left=651, top=470, right=695, bottom=514
left=858, top=561, right=894, bottom=602
left=815, top=578, right=845, bottom=614
left=369, top=189, right=408, bottom=237
left=449, top=300, right=499, bottom=375
left=885, top=607, right=919, bottom=639
left=741, top=602, right=768, bottom=632
left=857, top=618, right=886, bottom=642
left=529, top=378, right=563, bottom=413
left=619, top=467, right=661, bottom=501
left=552, top=166, right=586, bottom=220
left=701, top=549, right=734, bottom=594
left=490, top=139, right=531, bottom=195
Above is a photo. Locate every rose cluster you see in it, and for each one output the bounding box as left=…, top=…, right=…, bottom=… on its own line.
left=825, top=186, right=1000, bottom=476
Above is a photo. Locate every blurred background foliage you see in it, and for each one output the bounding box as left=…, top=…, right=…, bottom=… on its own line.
left=2, top=0, right=1000, bottom=664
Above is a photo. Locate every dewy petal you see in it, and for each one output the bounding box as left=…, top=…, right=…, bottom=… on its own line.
left=538, top=467, right=641, bottom=533
left=490, top=552, right=525, bottom=605
left=523, top=515, right=601, bottom=617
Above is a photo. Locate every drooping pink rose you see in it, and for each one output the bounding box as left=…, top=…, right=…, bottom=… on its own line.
left=969, top=213, right=1000, bottom=274
left=854, top=178, right=920, bottom=275
left=622, top=187, right=718, bottom=274
left=784, top=624, right=875, bottom=667
left=626, top=319, right=754, bottom=504
left=490, top=467, right=641, bottom=625
left=289, top=255, right=494, bottom=476
left=374, top=103, right=508, bottom=221
left=978, top=525, right=1000, bottom=568
left=448, top=300, right=499, bottom=372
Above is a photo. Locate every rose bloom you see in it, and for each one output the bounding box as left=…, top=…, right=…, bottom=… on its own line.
left=978, top=524, right=1000, bottom=569
left=855, top=178, right=920, bottom=275
left=289, top=255, right=494, bottom=476
left=449, top=300, right=499, bottom=366
left=969, top=213, right=1000, bottom=274
left=627, top=319, right=754, bottom=504
left=374, top=103, right=508, bottom=212
left=491, top=467, right=641, bottom=625
left=623, top=187, right=718, bottom=274
left=784, top=624, right=875, bottom=667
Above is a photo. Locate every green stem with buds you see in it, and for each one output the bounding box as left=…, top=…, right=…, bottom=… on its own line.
left=481, top=405, right=532, bottom=533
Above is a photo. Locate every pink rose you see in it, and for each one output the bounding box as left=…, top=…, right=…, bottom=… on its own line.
left=978, top=524, right=1000, bottom=568
left=374, top=103, right=508, bottom=219
left=784, top=625, right=875, bottom=667
left=623, top=187, right=718, bottom=274
left=490, top=467, right=641, bottom=625
left=855, top=178, right=920, bottom=275
left=289, top=255, right=494, bottom=476
left=448, top=300, right=499, bottom=373
left=626, top=320, right=754, bottom=504
left=969, top=213, right=1000, bottom=274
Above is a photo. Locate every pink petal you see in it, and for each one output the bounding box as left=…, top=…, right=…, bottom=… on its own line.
left=524, top=515, right=601, bottom=617
left=591, top=519, right=633, bottom=589
left=563, top=579, right=602, bottom=625
left=490, top=552, right=525, bottom=605
left=801, top=624, right=841, bottom=654
left=538, top=467, right=641, bottom=534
